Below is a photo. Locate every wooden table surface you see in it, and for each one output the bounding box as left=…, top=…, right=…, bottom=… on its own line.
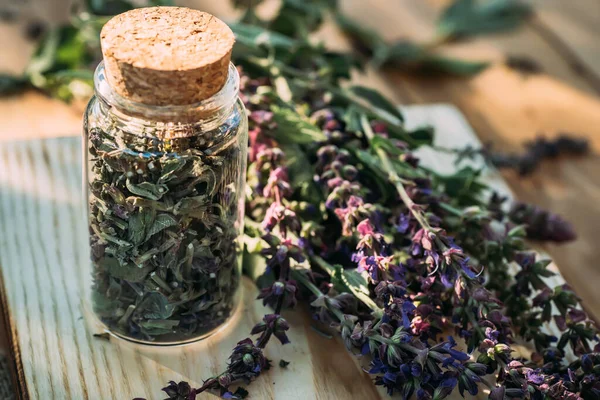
left=1, top=0, right=600, bottom=398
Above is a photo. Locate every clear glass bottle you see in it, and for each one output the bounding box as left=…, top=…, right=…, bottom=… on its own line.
left=83, top=46, right=247, bottom=343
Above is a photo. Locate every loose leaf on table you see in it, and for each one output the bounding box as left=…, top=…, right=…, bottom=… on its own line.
left=438, top=0, right=532, bottom=39
left=385, top=41, right=489, bottom=76
left=0, top=74, right=29, bottom=95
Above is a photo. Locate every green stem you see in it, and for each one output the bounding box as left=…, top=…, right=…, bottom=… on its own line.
left=360, top=114, right=431, bottom=231
left=291, top=268, right=323, bottom=298
left=437, top=202, right=466, bottom=217
left=311, top=255, right=384, bottom=317
left=291, top=269, right=346, bottom=322
left=246, top=57, right=411, bottom=140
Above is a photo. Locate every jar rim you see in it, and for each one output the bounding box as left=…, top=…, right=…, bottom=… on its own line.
left=93, top=61, right=240, bottom=121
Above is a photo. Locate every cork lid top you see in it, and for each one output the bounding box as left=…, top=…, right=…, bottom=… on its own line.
left=100, top=7, right=236, bottom=106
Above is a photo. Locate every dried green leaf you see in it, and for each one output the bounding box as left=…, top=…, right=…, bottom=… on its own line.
left=101, top=257, right=153, bottom=282
left=138, top=319, right=179, bottom=336
left=136, top=292, right=175, bottom=320
left=144, top=213, right=178, bottom=241
left=126, top=179, right=169, bottom=200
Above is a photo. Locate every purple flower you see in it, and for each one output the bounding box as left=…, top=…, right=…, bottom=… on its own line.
left=251, top=314, right=290, bottom=345
left=396, top=213, right=410, bottom=234
left=357, top=219, right=375, bottom=236
left=263, top=167, right=291, bottom=198
left=257, top=280, right=298, bottom=309
left=249, top=110, right=274, bottom=125
left=374, top=369, right=399, bottom=396
left=311, top=293, right=357, bottom=324
left=161, top=381, right=196, bottom=400
left=261, top=203, right=300, bottom=234
left=509, top=202, right=576, bottom=243
left=526, top=369, right=545, bottom=385
left=567, top=308, right=587, bottom=323
left=489, top=386, right=505, bottom=400
left=227, top=338, right=269, bottom=379
left=261, top=234, right=305, bottom=269
left=434, top=376, right=457, bottom=399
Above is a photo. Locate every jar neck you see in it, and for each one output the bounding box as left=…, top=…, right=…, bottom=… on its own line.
left=93, top=61, right=240, bottom=135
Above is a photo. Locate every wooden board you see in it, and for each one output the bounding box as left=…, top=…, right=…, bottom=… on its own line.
left=0, top=105, right=568, bottom=399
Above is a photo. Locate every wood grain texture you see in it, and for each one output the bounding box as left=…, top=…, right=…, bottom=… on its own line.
left=0, top=106, right=569, bottom=400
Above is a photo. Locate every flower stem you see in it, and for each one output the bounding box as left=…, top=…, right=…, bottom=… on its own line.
left=360, top=114, right=431, bottom=232
left=311, top=255, right=384, bottom=317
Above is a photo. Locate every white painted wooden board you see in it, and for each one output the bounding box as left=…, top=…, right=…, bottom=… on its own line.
left=0, top=105, right=568, bottom=400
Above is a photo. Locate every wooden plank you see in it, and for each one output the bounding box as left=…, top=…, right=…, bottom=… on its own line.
left=0, top=105, right=569, bottom=399
left=0, top=136, right=380, bottom=400
left=534, top=0, right=600, bottom=90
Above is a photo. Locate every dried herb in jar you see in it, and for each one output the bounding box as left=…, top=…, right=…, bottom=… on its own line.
left=84, top=7, right=247, bottom=344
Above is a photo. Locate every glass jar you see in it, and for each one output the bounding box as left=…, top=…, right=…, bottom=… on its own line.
left=83, top=61, right=247, bottom=345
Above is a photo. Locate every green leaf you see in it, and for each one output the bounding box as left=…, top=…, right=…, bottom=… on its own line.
left=144, top=213, right=178, bottom=241
left=138, top=319, right=179, bottom=336
left=126, top=179, right=169, bottom=200
left=413, top=54, right=489, bottom=76
left=84, top=0, right=135, bottom=15
left=348, top=86, right=404, bottom=122
left=269, top=0, right=330, bottom=39
left=230, top=22, right=297, bottom=50
left=385, top=41, right=489, bottom=76
left=370, top=136, right=404, bottom=155
left=280, top=143, right=321, bottom=202
left=322, top=51, right=361, bottom=81
left=137, top=292, right=175, bottom=320
left=342, top=105, right=363, bottom=133
left=173, top=195, right=209, bottom=216
left=335, top=13, right=389, bottom=66
left=158, top=158, right=188, bottom=183
left=401, top=126, right=434, bottom=145
left=0, top=74, right=29, bottom=95
left=270, top=105, right=327, bottom=144
left=101, top=257, right=153, bottom=282
left=355, top=149, right=387, bottom=180
left=26, top=28, right=62, bottom=77
left=435, top=166, right=488, bottom=205
left=127, top=209, right=154, bottom=245
left=438, top=0, right=532, bottom=39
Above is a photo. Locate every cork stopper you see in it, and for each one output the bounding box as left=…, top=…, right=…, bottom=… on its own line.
left=100, top=7, right=235, bottom=106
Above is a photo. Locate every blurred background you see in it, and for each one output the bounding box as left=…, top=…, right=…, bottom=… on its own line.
left=0, top=0, right=599, bottom=397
